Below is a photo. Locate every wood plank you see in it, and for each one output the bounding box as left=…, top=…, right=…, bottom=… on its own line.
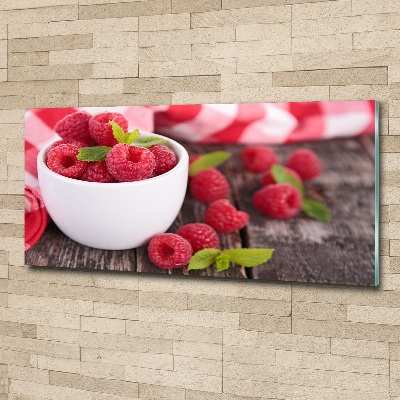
left=25, top=222, right=137, bottom=272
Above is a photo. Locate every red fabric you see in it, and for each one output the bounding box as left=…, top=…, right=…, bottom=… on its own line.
left=24, top=185, right=49, bottom=250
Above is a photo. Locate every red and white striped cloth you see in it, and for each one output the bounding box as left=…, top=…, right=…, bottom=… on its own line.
left=24, top=101, right=376, bottom=249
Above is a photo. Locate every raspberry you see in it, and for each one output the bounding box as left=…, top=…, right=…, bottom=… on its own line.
left=253, top=184, right=302, bottom=219
left=46, top=144, right=87, bottom=179
left=54, top=111, right=92, bottom=143
left=176, top=223, right=219, bottom=253
left=261, top=167, right=302, bottom=187
left=241, top=146, right=279, bottom=173
left=81, top=161, right=116, bottom=183
left=89, top=112, right=128, bottom=147
left=148, top=233, right=193, bottom=269
left=286, top=149, right=322, bottom=180
left=106, top=144, right=155, bottom=182
left=190, top=169, right=230, bottom=203
left=149, top=145, right=178, bottom=176
left=48, top=138, right=88, bottom=153
left=205, top=199, right=249, bottom=233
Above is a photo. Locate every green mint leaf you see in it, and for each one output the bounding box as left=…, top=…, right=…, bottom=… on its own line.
left=109, top=121, right=127, bottom=143
left=301, top=198, right=331, bottom=222
left=124, top=129, right=140, bottom=145
left=188, top=248, right=221, bottom=271
left=215, top=254, right=230, bottom=272
left=77, top=146, right=112, bottom=162
left=271, top=164, right=304, bottom=194
left=221, top=248, right=274, bottom=267
left=189, top=151, right=232, bottom=177
left=132, top=136, right=169, bottom=148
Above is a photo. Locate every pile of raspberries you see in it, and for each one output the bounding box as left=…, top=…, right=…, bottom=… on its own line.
left=148, top=145, right=322, bottom=270
left=46, top=111, right=177, bottom=182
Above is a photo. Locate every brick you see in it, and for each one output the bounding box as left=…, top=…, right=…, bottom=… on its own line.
left=80, top=361, right=124, bottom=381
left=188, top=294, right=290, bottom=316
left=139, top=307, right=239, bottom=329
left=0, top=96, right=35, bottom=109
left=174, top=356, right=221, bottom=376
left=391, top=205, right=400, bottom=221
left=139, top=383, right=185, bottom=400
left=139, top=59, right=236, bottom=78
left=8, top=22, right=49, bottom=39
left=331, top=338, right=390, bottom=359
left=191, top=5, right=290, bottom=28
left=330, top=85, right=389, bottom=102
left=48, top=17, right=138, bottom=36
left=139, top=13, right=190, bottom=31
left=0, top=80, right=78, bottom=96
left=79, top=331, right=173, bottom=354
left=388, top=257, right=400, bottom=273
left=0, top=210, right=23, bottom=224
left=49, top=47, right=137, bottom=65
left=222, top=86, right=329, bottom=104
left=37, top=355, right=80, bottom=374
left=49, top=371, right=139, bottom=398
left=126, top=366, right=222, bottom=392
left=237, top=54, right=292, bottom=73
left=124, top=76, right=221, bottom=94
left=79, top=0, right=171, bottom=20
left=293, top=34, right=352, bottom=54
left=223, top=0, right=328, bottom=7
left=79, top=79, right=124, bottom=95
left=126, top=320, right=222, bottom=344
left=0, top=110, right=24, bottom=123
left=390, top=118, right=400, bottom=134
left=0, top=321, right=36, bottom=339
left=139, top=44, right=191, bottom=62
left=35, top=93, right=78, bottom=108
left=223, top=378, right=276, bottom=398
left=192, top=39, right=291, bottom=59
left=9, top=380, right=92, bottom=400
left=221, top=73, right=272, bottom=90
left=224, top=345, right=275, bottom=365
left=0, top=0, right=77, bottom=11
left=236, top=22, right=290, bottom=42
left=293, top=318, right=400, bottom=342
left=276, top=349, right=388, bottom=375
left=273, top=67, right=387, bottom=87
left=0, top=25, right=5, bottom=39
left=81, top=347, right=173, bottom=370
left=8, top=52, right=49, bottom=67
left=93, top=274, right=139, bottom=291
left=47, top=283, right=138, bottom=305
left=139, top=26, right=235, bottom=47
left=174, top=341, right=222, bottom=360
left=239, top=313, right=291, bottom=333
left=352, top=0, right=400, bottom=15
left=92, top=62, right=138, bottom=78
left=36, top=326, right=80, bottom=344
left=223, top=361, right=276, bottom=382
left=8, top=293, right=93, bottom=316
left=139, top=291, right=187, bottom=309
left=81, top=316, right=125, bottom=335
left=8, top=64, right=93, bottom=81
left=93, top=31, right=138, bottom=48
left=293, top=0, right=351, bottom=20
left=347, top=305, right=400, bottom=325
left=354, top=30, right=400, bottom=50
left=171, top=91, right=221, bottom=104
left=0, top=236, right=24, bottom=251
left=8, top=280, right=49, bottom=298
left=293, top=301, right=347, bottom=321
left=172, top=0, right=221, bottom=13
left=0, top=6, right=77, bottom=24
left=381, top=136, right=400, bottom=152
left=79, top=93, right=172, bottom=107
left=93, top=302, right=139, bottom=320
left=9, top=34, right=92, bottom=53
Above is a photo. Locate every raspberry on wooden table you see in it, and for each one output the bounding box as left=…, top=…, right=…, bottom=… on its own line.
left=149, top=144, right=178, bottom=176
left=241, top=145, right=279, bottom=173
left=54, top=111, right=92, bottom=143
left=81, top=161, right=116, bottom=183
left=105, top=144, right=155, bottom=182
left=148, top=233, right=193, bottom=269
left=46, top=144, right=87, bottom=179
left=89, top=112, right=128, bottom=147
left=253, top=183, right=302, bottom=219
left=205, top=199, right=249, bottom=233
left=190, top=169, right=230, bottom=203
left=261, top=167, right=302, bottom=187
left=286, top=148, right=322, bottom=180
left=176, top=223, right=219, bottom=253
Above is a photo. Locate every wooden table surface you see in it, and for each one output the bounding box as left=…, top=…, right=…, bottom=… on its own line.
left=26, top=136, right=376, bottom=286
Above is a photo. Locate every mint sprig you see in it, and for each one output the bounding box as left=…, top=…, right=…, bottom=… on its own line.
left=189, top=151, right=232, bottom=177
left=132, top=136, right=169, bottom=148
left=109, top=121, right=139, bottom=145
left=271, top=164, right=331, bottom=222
left=188, top=247, right=274, bottom=272
left=77, top=146, right=112, bottom=162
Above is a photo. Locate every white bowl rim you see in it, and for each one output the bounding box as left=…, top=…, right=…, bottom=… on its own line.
left=38, top=131, right=189, bottom=188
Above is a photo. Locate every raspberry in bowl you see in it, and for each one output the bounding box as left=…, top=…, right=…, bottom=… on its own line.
left=37, top=132, right=189, bottom=250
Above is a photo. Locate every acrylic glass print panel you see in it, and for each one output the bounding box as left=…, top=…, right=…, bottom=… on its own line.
left=24, top=101, right=378, bottom=286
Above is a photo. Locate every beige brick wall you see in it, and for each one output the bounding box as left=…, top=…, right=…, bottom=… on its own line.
left=1, top=0, right=399, bottom=399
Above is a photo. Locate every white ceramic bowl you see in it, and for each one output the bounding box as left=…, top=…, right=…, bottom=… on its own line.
left=37, top=133, right=189, bottom=250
